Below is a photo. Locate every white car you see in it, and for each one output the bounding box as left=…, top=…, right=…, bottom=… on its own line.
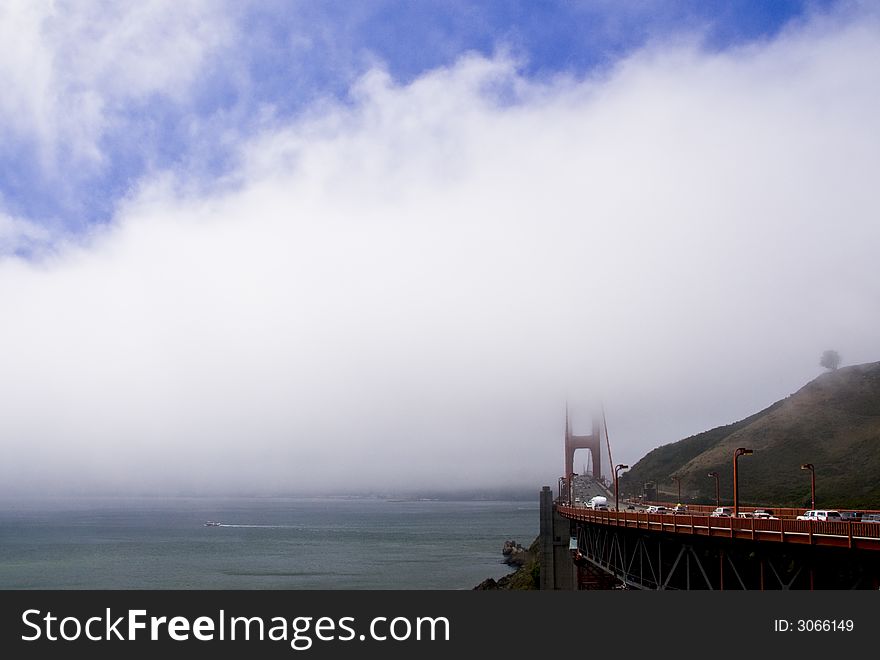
left=645, top=505, right=668, bottom=514
left=710, top=507, right=733, bottom=517
left=797, top=510, right=842, bottom=521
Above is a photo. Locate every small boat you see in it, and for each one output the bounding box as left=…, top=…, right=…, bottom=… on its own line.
left=204, top=521, right=222, bottom=527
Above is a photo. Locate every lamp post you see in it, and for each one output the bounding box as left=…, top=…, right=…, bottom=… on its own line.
left=707, top=472, right=720, bottom=508
left=801, top=463, right=815, bottom=510
left=732, top=448, right=753, bottom=516
left=614, top=464, right=629, bottom=512
left=671, top=475, right=681, bottom=503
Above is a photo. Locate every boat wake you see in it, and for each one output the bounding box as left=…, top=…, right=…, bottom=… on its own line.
left=218, top=524, right=297, bottom=528
left=205, top=522, right=298, bottom=529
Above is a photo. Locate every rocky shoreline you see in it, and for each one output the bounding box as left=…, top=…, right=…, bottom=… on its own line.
left=473, top=536, right=540, bottom=590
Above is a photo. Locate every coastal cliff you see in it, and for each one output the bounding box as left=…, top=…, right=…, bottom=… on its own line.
left=473, top=536, right=540, bottom=590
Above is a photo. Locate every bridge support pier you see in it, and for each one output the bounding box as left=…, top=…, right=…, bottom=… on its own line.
left=539, top=487, right=576, bottom=590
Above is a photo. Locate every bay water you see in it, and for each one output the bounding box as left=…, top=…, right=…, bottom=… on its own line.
left=0, top=496, right=538, bottom=589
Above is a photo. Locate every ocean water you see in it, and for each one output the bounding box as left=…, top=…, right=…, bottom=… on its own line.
left=0, top=496, right=538, bottom=589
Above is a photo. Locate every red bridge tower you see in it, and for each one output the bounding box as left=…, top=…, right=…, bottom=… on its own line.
left=565, top=407, right=602, bottom=481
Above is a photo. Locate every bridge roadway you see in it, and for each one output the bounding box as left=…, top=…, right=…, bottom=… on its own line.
left=543, top=498, right=880, bottom=589
left=557, top=504, right=880, bottom=551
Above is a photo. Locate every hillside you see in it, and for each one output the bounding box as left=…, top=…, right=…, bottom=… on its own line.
left=619, top=361, right=880, bottom=509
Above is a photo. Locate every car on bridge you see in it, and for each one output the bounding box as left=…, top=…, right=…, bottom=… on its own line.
left=645, top=505, right=669, bottom=514
left=797, top=510, right=843, bottom=521
left=710, top=507, right=733, bottom=517
left=861, top=513, right=880, bottom=524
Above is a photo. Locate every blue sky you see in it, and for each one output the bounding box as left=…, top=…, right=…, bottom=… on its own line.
left=1, top=1, right=878, bottom=495
left=0, top=0, right=839, bottom=237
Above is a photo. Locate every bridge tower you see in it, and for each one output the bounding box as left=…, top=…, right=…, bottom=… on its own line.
left=565, top=407, right=602, bottom=481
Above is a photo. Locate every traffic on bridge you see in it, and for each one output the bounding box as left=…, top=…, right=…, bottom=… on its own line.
left=540, top=414, right=880, bottom=590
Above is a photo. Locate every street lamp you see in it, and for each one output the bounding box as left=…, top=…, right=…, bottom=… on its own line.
left=671, top=475, right=682, bottom=503
left=733, top=448, right=753, bottom=516
left=707, top=472, right=720, bottom=508
left=614, top=464, right=629, bottom=513
left=801, top=463, right=815, bottom=510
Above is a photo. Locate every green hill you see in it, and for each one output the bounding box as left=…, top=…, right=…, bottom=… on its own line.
left=619, top=361, right=880, bottom=509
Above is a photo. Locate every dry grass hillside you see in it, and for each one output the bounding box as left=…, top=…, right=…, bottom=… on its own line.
left=619, top=361, right=880, bottom=508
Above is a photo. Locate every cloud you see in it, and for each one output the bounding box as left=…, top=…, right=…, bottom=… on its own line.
left=1, top=9, right=879, bottom=495
left=0, top=211, right=53, bottom=255
left=0, top=0, right=230, bottom=173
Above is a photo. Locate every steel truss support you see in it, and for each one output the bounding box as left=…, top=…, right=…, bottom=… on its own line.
left=572, top=520, right=880, bottom=590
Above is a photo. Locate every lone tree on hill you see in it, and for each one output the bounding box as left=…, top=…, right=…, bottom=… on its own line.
left=820, top=349, right=841, bottom=371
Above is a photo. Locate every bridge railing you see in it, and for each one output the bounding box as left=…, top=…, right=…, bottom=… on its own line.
left=636, top=501, right=880, bottom=518
left=556, top=505, right=880, bottom=549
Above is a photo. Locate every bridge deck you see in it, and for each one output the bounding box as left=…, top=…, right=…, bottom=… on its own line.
left=557, top=505, right=880, bottom=551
